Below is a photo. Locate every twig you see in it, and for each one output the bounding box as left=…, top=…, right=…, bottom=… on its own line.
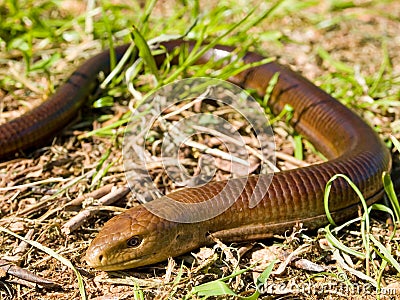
left=17, top=170, right=95, bottom=216
left=0, top=259, right=59, bottom=288
left=61, top=186, right=130, bottom=235
left=161, top=87, right=211, bottom=120
left=69, top=183, right=115, bottom=206
left=191, top=124, right=280, bottom=172
left=0, top=178, right=68, bottom=192
left=38, top=184, right=115, bottom=222
left=11, top=229, right=35, bottom=263
left=272, top=244, right=311, bottom=275
left=275, top=151, right=310, bottom=168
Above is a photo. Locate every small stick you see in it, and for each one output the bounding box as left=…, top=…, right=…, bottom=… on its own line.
left=275, top=151, right=310, bottom=168
left=17, top=170, right=96, bottom=216
left=38, top=184, right=115, bottom=222
left=0, top=259, right=59, bottom=288
left=66, top=183, right=114, bottom=207
left=272, top=244, right=311, bottom=275
left=61, top=186, right=130, bottom=235
left=12, top=229, right=35, bottom=263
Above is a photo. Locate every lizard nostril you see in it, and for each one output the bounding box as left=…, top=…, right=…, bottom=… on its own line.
left=98, top=255, right=104, bottom=263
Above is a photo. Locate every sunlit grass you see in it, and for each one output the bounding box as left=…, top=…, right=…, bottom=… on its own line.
left=0, top=0, right=399, bottom=299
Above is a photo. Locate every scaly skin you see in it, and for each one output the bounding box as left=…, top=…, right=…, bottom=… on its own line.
left=85, top=41, right=390, bottom=270
left=0, top=40, right=390, bottom=271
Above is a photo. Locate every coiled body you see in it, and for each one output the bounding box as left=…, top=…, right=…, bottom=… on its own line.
left=0, top=40, right=390, bottom=271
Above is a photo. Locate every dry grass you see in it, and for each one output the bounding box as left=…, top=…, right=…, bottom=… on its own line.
left=0, top=0, right=399, bottom=299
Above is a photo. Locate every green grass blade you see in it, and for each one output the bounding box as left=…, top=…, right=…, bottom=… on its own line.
left=317, top=47, right=354, bottom=74
left=262, top=72, right=280, bottom=107
left=369, top=234, right=400, bottom=274
left=102, top=9, right=116, bottom=70
left=382, top=172, right=400, bottom=222
left=100, top=43, right=137, bottom=89
left=324, top=225, right=365, bottom=259
left=133, top=281, right=145, bottom=300
left=293, top=135, right=303, bottom=160
left=368, top=203, right=396, bottom=221
left=191, top=260, right=277, bottom=299
left=138, top=0, right=157, bottom=33
left=257, top=260, right=278, bottom=285
left=324, top=174, right=369, bottom=226
left=217, top=57, right=276, bottom=82
left=161, top=7, right=260, bottom=85
left=193, top=280, right=238, bottom=297
left=240, top=0, right=287, bottom=32
left=324, top=174, right=372, bottom=269
left=131, top=24, right=159, bottom=81
left=269, top=104, right=293, bottom=125
left=369, top=39, right=391, bottom=96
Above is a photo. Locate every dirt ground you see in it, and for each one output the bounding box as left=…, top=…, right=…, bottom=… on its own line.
left=0, top=1, right=399, bottom=299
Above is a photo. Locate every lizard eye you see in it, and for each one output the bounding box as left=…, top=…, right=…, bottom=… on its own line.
left=126, top=236, right=142, bottom=248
